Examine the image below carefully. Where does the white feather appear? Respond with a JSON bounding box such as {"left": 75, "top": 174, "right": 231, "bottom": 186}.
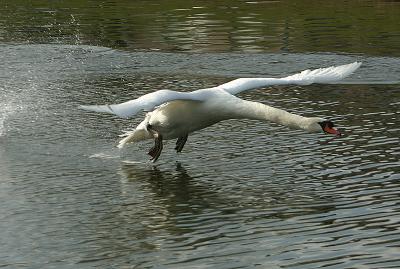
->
{"left": 117, "top": 113, "right": 152, "bottom": 148}
{"left": 80, "top": 89, "right": 209, "bottom": 118}
{"left": 218, "top": 62, "right": 362, "bottom": 95}
{"left": 80, "top": 62, "right": 361, "bottom": 118}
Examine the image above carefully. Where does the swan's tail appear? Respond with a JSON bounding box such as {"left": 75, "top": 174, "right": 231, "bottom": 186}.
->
{"left": 117, "top": 114, "right": 152, "bottom": 148}
{"left": 118, "top": 129, "right": 151, "bottom": 148}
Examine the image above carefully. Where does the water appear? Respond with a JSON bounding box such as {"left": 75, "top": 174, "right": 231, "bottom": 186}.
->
{"left": 1, "top": 1, "right": 400, "bottom": 269}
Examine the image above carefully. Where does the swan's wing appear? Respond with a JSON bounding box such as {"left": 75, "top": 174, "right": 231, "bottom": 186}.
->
{"left": 218, "top": 62, "right": 362, "bottom": 95}
{"left": 80, "top": 89, "right": 208, "bottom": 118}
{"left": 80, "top": 62, "right": 361, "bottom": 118}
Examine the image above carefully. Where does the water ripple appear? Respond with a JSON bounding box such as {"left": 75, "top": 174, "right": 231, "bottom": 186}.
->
{"left": 1, "top": 44, "right": 400, "bottom": 268}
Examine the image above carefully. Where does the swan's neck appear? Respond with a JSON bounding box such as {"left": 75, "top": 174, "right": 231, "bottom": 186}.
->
{"left": 234, "top": 100, "right": 314, "bottom": 131}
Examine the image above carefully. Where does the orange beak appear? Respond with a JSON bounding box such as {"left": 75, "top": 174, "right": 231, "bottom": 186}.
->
{"left": 324, "top": 126, "right": 341, "bottom": 136}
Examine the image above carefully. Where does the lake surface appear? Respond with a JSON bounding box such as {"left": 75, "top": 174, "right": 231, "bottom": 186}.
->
{"left": 1, "top": 1, "right": 400, "bottom": 268}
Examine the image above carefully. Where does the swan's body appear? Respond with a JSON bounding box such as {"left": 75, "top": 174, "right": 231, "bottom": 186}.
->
{"left": 81, "top": 62, "right": 361, "bottom": 161}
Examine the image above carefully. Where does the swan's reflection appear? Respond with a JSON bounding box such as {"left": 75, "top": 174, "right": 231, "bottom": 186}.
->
{"left": 77, "top": 161, "right": 338, "bottom": 264}
{"left": 117, "top": 162, "right": 228, "bottom": 232}
{"left": 117, "top": 162, "right": 336, "bottom": 224}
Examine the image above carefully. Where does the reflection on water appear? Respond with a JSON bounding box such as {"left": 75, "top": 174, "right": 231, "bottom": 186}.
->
{"left": 1, "top": 1, "right": 400, "bottom": 267}
{"left": 1, "top": 0, "right": 400, "bottom": 55}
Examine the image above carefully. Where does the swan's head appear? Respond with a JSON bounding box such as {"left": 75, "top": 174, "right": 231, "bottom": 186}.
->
{"left": 306, "top": 118, "right": 341, "bottom": 136}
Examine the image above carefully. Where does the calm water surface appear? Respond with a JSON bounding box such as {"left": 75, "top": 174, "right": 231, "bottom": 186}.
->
{"left": 1, "top": 1, "right": 400, "bottom": 269}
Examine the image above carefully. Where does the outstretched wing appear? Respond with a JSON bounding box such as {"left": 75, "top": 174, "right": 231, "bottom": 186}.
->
{"left": 80, "top": 89, "right": 208, "bottom": 118}
{"left": 218, "top": 62, "right": 362, "bottom": 95}
{"left": 80, "top": 62, "right": 361, "bottom": 118}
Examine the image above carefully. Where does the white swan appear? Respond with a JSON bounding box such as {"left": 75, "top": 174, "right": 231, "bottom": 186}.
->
{"left": 81, "top": 62, "right": 361, "bottom": 162}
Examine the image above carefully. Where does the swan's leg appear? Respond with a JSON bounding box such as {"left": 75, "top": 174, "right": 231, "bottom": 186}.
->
{"left": 148, "top": 145, "right": 156, "bottom": 157}
{"left": 148, "top": 133, "right": 163, "bottom": 162}
{"left": 175, "top": 134, "right": 188, "bottom": 153}
{"left": 146, "top": 124, "right": 163, "bottom": 162}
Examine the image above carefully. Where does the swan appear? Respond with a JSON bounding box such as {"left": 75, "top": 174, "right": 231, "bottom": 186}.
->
{"left": 81, "top": 62, "right": 361, "bottom": 162}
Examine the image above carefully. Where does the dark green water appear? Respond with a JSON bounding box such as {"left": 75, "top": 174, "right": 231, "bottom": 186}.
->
{"left": 2, "top": 0, "right": 400, "bottom": 55}
{"left": 0, "top": 1, "right": 399, "bottom": 269}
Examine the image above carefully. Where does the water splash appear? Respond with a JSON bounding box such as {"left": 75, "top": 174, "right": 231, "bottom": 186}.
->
{"left": 89, "top": 152, "right": 120, "bottom": 159}
{"left": 0, "top": 108, "right": 7, "bottom": 136}
{"left": 0, "top": 83, "right": 39, "bottom": 137}
{"left": 0, "top": 101, "right": 22, "bottom": 137}
{"left": 0, "top": 92, "right": 17, "bottom": 137}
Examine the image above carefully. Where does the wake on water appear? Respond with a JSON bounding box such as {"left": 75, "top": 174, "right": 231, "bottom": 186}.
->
{"left": 88, "top": 143, "right": 156, "bottom": 165}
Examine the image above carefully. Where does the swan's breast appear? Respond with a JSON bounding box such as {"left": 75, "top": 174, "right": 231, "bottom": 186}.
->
{"left": 148, "top": 100, "right": 227, "bottom": 139}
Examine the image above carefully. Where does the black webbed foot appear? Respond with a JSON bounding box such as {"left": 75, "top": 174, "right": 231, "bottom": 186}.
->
{"left": 148, "top": 134, "right": 163, "bottom": 162}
